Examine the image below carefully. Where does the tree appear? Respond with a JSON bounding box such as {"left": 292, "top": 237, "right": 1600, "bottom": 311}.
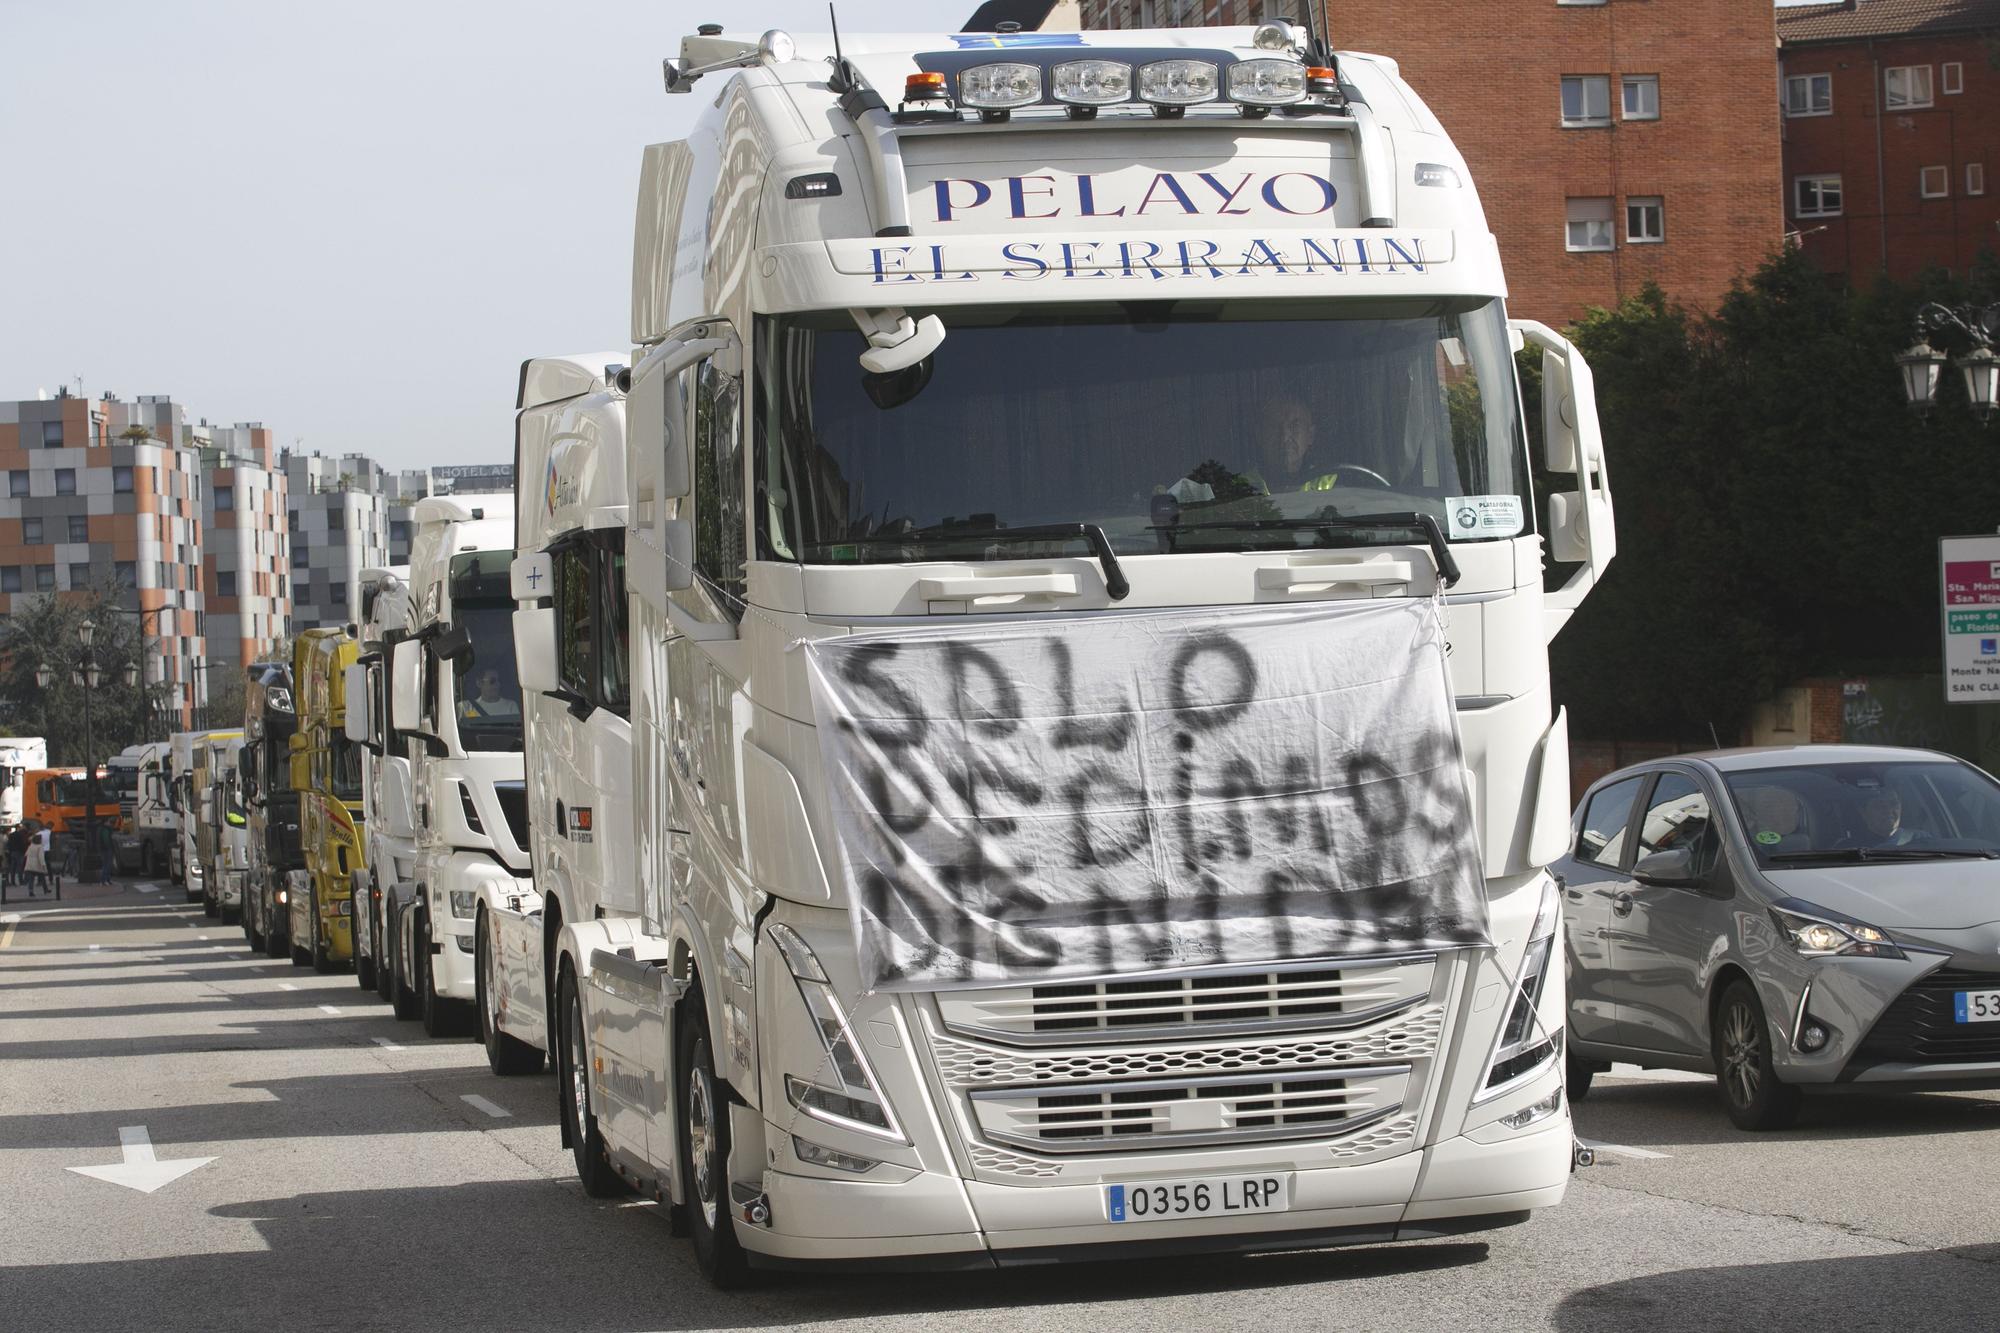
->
{"left": 0, "top": 588, "right": 169, "bottom": 766}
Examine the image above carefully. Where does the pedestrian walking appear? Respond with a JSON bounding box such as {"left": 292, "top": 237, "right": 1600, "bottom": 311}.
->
{"left": 3, "top": 823, "right": 25, "bottom": 888}
{"left": 24, "top": 821, "right": 50, "bottom": 896}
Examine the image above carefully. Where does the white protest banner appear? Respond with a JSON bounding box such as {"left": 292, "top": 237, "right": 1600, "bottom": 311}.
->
{"left": 803, "top": 599, "right": 1488, "bottom": 991}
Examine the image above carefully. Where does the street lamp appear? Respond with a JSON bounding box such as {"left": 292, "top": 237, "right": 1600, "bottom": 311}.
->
{"left": 1900, "top": 302, "right": 2000, "bottom": 421}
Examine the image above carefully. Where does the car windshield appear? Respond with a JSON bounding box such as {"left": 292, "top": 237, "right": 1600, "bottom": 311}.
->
{"left": 1726, "top": 760, "right": 2000, "bottom": 865}
{"left": 757, "top": 298, "right": 1530, "bottom": 565}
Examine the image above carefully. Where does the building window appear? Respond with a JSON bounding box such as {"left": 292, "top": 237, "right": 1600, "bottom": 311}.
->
{"left": 41, "top": 422, "right": 62, "bottom": 448}
{"left": 115, "top": 561, "right": 136, "bottom": 588}
{"left": 1922, "top": 165, "right": 1950, "bottom": 198}
{"left": 214, "top": 487, "right": 235, "bottom": 511}
{"left": 1626, "top": 196, "right": 1665, "bottom": 243}
{"left": 1621, "top": 75, "right": 1659, "bottom": 121}
{"left": 7, "top": 472, "right": 25, "bottom": 499}
{"left": 54, "top": 469, "right": 75, "bottom": 496}
{"left": 1785, "top": 73, "right": 1832, "bottom": 117}
{"left": 0, "top": 568, "right": 19, "bottom": 594}
{"left": 1944, "top": 62, "right": 1964, "bottom": 96}
{"left": 1560, "top": 74, "right": 1612, "bottom": 126}
{"left": 67, "top": 562, "right": 89, "bottom": 589}
{"left": 329, "top": 583, "right": 347, "bottom": 607}
{"left": 34, "top": 565, "right": 53, "bottom": 591}
{"left": 1795, "top": 174, "right": 1843, "bottom": 218}
{"left": 290, "top": 545, "right": 308, "bottom": 568}
{"left": 1886, "top": 65, "right": 1934, "bottom": 109}
{"left": 67, "top": 515, "right": 88, "bottom": 543}
{"left": 113, "top": 466, "right": 133, "bottom": 494}
{"left": 21, "top": 517, "right": 40, "bottom": 544}
{"left": 1970, "top": 163, "right": 1986, "bottom": 196}
{"left": 1565, "top": 197, "right": 1616, "bottom": 251}
{"left": 217, "top": 571, "right": 237, "bottom": 597}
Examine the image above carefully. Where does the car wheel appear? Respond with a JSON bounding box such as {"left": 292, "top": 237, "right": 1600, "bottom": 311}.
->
{"left": 679, "top": 989, "right": 751, "bottom": 1289}
{"left": 559, "top": 965, "right": 627, "bottom": 1198}
{"left": 1712, "top": 979, "right": 1803, "bottom": 1131}
{"left": 1565, "top": 1049, "right": 1595, "bottom": 1103}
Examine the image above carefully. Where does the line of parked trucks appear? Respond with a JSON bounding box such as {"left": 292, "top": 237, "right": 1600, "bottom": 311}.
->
{"left": 149, "top": 15, "right": 1631, "bottom": 1284}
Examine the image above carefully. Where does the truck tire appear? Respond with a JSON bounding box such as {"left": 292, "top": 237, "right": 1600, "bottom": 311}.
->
{"left": 391, "top": 908, "right": 420, "bottom": 1020}
{"left": 373, "top": 901, "right": 395, "bottom": 1003}
{"left": 290, "top": 899, "right": 312, "bottom": 968}
{"left": 418, "top": 915, "right": 470, "bottom": 1038}
{"left": 557, "top": 964, "right": 627, "bottom": 1198}
{"left": 354, "top": 878, "right": 377, "bottom": 992}
{"left": 203, "top": 887, "right": 218, "bottom": 918}
{"left": 244, "top": 893, "right": 264, "bottom": 952}
{"left": 263, "top": 906, "right": 288, "bottom": 960}
{"left": 478, "top": 916, "right": 543, "bottom": 1075}
{"left": 679, "top": 989, "right": 751, "bottom": 1289}
{"left": 355, "top": 934, "right": 376, "bottom": 992}
{"left": 311, "top": 886, "right": 340, "bottom": 974}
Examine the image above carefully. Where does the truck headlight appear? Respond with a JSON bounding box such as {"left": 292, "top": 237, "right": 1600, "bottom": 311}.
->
{"left": 448, "top": 889, "right": 476, "bottom": 919}
{"left": 1479, "top": 879, "right": 1562, "bottom": 1095}
{"left": 768, "top": 924, "right": 906, "bottom": 1144}
{"left": 1770, "top": 902, "right": 1904, "bottom": 959}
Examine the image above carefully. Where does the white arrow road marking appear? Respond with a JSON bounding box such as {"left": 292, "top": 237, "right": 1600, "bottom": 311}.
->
{"left": 66, "top": 1126, "right": 215, "bottom": 1194}
{"left": 372, "top": 1036, "right": 402, "bottom": 1051}
{"left": 461, "top": 1094, "right": 511, "bottom": 1119}
{"left": 0, "top": 913, "right": 18, "bottom": 950}
{"left": 1577, "top": 1137, "right": 1671, "bottom": 1160}
{"left": 318, "top": 1005, "right": 340, "bottom": 1015}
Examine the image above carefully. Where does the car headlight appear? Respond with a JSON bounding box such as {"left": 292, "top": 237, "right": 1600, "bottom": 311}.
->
{"left": 1479, "top": 878, "right": 1562, "bottom": 1096}
{"left": 768, "top": 924, "right": 906, "bottom": 1143}
{"left": 1770, "top": 903, "right": 1904, "bottom": 959}
{"left": 448, "top": 889, "right": 477, "bottom": 919}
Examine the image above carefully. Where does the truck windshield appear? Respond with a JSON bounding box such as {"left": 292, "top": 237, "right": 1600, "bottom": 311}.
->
{"left": 757, "top": 298, "right": 1530, "bottom": 563}
{"left": 451, "top": 604, "right": 523, "bottom": 753}
{"left": 45, "top": 775, "right": 103, "bottom": 806}
{"left": 331, "top": 734, "right": 364, "bottom": 804}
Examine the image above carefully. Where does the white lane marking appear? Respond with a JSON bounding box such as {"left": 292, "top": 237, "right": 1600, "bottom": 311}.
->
{"left": 1607, "top": 1063, "right": 1708, "bottom": 1084}
{"left": 1577, "top": 1137, "right": 1671, "bottom": 1160}
{"left": 87, "top": 944, "right": 99, "bottom": 952}
{"left": 461, "top": 1094, "right": 511, "bottom": 1120}
{"left": 278, "top": 983, "right": 297, "bottom": 991}
{"left": 0, "top": 913, "right": 18, "bottom": 950}
{"left": 136, "top": 884, "right": 159, "bottom": 894}
{"left": 65, "top": 1126, "right": 215, "bottom": 1195}
{"left": 372, "top": 1036, "right": 403, "bottom": 1050}
{"left": 318, "top": 1004, "right": 341, "bottom": 1015}
{"left": 197, "top": 935, "right": 209, "bottom": 940}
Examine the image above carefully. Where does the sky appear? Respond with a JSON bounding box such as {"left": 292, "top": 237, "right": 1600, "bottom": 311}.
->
{"left": 2, "top": 1, "right": 1817, "bottom": 469}
{"left": 0, "top": 0, "right": 917, "bottom": 469}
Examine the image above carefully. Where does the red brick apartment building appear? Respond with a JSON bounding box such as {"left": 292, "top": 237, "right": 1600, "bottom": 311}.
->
{"left": 1059, "top": 1, "right": 1788, "bottom": 322}
{"left": 1779, "top": 0, "right": 2000, "bottom": 280}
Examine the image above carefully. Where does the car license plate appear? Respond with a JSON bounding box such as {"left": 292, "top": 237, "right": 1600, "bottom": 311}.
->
{"left": 1954, "top": 989, "right": 2000, "bottom": 1023}
{"left": 1104, "top": 1173, "right": 1292, "bottom": 1223}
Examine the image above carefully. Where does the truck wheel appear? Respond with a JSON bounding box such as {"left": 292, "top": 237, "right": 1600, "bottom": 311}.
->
{"left": 311, "top": 887, "right": 340, "bottom": 974}
{"left": 418, "top": 916, "right": 469, "bottom": 1038}
{"left": 244, "top": 894, "right": 264, "bottom": 952}
{"left": 355, "top": 931, "right": 376, "bottom": 992}
{"left": 558, "top": 965, "right": 627, "bottom": 1198}
{"left": 478, "top": 917, "right": 543, "bottom": 1075}
{"left": 290, "top": 900, "right": 312, "bottom": 968}
{"left": 203, "top": 888, "right": 218, "bottom": 918}
{"left": 391, "top": 909, "right": 420, "bottom": 1020}
{"left": 679, "top": 990, "right": 751, "bottom": 1289}
{"left": 373, "top": 903, "right": 395, "bottom": 1003}
{"left": 263, "top": 905, "right": 288, "bottom": 959}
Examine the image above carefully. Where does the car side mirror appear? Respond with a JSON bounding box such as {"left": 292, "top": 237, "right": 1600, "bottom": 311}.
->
{"left": 1633, "top": 846, "right": 1696, "bottom": 887}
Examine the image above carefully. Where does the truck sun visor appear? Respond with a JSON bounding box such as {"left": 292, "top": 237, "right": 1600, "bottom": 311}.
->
{"left": 803, "top": 599, "right": 1489, "bottom": 991}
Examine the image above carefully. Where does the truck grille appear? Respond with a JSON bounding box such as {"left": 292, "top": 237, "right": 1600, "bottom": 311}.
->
{"left": 968, "top": 1066, "right": 1407, "bottom": 1153}
{"left": 935, "top": 956, "right": 1434, "bottom": 1046}
{"left": 1854, "top": 969, "right": 2000, "bottom": 1066}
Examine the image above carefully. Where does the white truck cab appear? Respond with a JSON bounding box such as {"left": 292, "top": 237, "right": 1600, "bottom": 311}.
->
{"left": 539, "top": 20, "right": 1613, "bottom": 1284}
{"left": 384, "top": 498, "right": 534, "bottom": 1038}
{"left": 484, "top": 354, "right": 634, "bottom": 1076}
{"left": 346, "top": 566, "right": 417, "bottom": 1000}
{"left": 0, "top": 737, "right": 49, "bottom": 833}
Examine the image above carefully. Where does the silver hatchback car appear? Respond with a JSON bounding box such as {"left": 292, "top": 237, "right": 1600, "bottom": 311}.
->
{"left": 1556, "top": 745, "right": 2000, "bottom": 1129}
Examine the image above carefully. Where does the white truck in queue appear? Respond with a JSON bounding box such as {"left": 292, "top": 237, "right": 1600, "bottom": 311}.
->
{"left": 196, "top": 730, "right": 249, "bottom": 919}
{"left": 346, "top": 566, "right": 417, "bottom": 1000}
{"left": 109, "top": 740, "right": 175, "bottom": 879}
{"left": 527, "top": 19, "right": 1615, "bottom": 1284}
{"left": 0, "top": 737, "right": 49, "bottom": 831}
{"left": 479, "top": 356, "right": 634, "bottom": 1077}
{"left": 380, "top": 497, "right": 536, "bottom": 1038}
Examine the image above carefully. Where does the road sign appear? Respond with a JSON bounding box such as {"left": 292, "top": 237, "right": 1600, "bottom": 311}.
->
{"left": 1940, "top": 535, "right": 2000, "bottom": 703}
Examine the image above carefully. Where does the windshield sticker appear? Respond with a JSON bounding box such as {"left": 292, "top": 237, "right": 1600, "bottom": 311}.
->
{"left": 1444, "top": 495, "right": 1523, "bottom": 540}
{"left": 867, "top": 235, "right": 1431, "bottom": 285}
{"left": 1756, "top": 830, "right": 1782, "bottom": 845}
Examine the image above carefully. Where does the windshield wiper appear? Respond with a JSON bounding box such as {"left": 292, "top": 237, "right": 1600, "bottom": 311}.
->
{"left": 1768, "top": 846, "right": 2000, "bottom": 863}
{"left": 1151, "top": 510, "right": 1461, "bottom": 588}
{"left": 859, "top": 522, "right": 1130, "bottom": 601}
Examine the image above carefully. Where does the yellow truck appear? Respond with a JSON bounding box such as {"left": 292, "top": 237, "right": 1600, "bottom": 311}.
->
{"left": 291, "top": 627, "right": 365, "bottom": 971}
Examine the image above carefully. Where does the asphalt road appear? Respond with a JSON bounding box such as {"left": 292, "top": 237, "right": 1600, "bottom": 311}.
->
{"left": 4, "top": 883, "right": 1997, "bottom": 1333}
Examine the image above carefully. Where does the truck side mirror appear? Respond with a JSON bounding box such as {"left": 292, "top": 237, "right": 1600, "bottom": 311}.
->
{"left": 431, "top": 623, "right": 472, "bottom": 666}
{"left": 515, "top": 606, "right": 559, "bottom": 694}
{"left": 342, "top": 664, "right": 372, "bottom": 747}
{"left": 390, "top": 640, "right": 422, "bottom": 733}
{"left": 1511, "top": 319, "right": 1617, "bottom": 639}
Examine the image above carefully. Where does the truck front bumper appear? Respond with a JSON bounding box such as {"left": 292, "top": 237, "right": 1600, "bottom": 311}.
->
{"left": 743, "top": 1116, "right": 1569, "bottom": 1268}
{"left": 218, "top": 870, "right": 245, "bottom": 909}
